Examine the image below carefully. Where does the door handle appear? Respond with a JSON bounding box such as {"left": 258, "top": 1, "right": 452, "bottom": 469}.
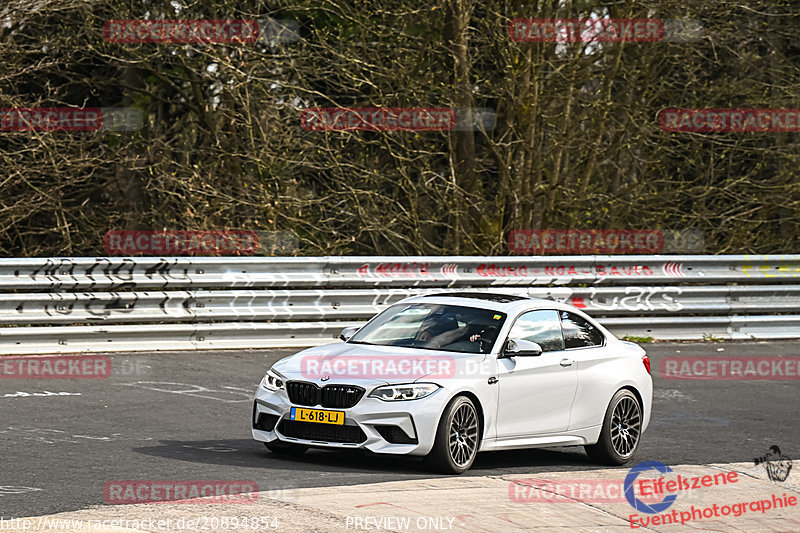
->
{"left": 560, "top": 359, "right": 574, "bottom": 367}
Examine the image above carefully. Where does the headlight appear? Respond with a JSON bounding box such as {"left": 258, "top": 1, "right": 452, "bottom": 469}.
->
{"left": 261, "top": 369, "right": 285, "bottom": 391}
{"left": 368, "top": 383, "right": 440, "bottom": 401}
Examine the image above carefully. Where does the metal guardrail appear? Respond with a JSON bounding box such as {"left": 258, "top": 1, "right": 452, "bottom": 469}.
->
{"left": 1, "top": 255, "right": 799, "bottom": 354}
{"left": 3, "top": 255, "right": 800, "bottom": 289}
{"left": 3, "top": 285, "right": 800, "bottom": 324}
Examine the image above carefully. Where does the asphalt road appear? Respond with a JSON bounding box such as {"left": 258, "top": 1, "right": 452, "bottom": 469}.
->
{"left": 1, "top": 340, "right": 798, "bottom": 518}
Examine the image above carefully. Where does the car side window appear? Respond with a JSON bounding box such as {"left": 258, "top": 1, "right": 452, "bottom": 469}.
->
{"left": 560, "top": 311, "right": 604, "bottom": 349}
{"left": 508, "top": 310, "right": 564, "bottom": 352}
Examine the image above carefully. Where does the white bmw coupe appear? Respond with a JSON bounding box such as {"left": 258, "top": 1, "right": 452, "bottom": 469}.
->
{"left": 252, "top": 292, "right": 652, "bottom": 474}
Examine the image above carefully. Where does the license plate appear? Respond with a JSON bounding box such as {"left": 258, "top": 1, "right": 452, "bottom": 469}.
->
{"left": 290, "top": 407, "right": 345, "bottom": 425}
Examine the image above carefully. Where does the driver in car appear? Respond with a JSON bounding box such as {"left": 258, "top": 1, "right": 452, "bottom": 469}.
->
{"left": 416, "top": 311, "right": 469, "bottom": 347}
{"left": 469, "top": 325, "right": 499, "bottom": 352}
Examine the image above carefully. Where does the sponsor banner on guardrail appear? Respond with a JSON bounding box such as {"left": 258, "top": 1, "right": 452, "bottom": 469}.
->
{"left": 0, "top": 255, "right": 798, "bottom": 294}
{"left": 349, "top": 259, "right": 664, "bottom": 284}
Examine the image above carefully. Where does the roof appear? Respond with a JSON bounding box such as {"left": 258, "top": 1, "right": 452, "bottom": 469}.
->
{"left": 426, "top": 292, "right": 529, "bottom": 303}
{"left": 398, "top": 291, "right": 556, "bottom": 313}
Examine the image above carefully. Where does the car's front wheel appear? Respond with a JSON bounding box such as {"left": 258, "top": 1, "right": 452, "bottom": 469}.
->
{"left": 425, "top": 396, "right": 480, "bottom": 474}
{"left": 585, "top": 389, "right": 642, "bottom": 465}
{"left": 264, "top": 441, "right": 308, "bottom": 455}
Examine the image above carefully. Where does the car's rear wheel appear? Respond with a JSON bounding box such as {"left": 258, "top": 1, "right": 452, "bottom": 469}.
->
{"left": 265, "top": 441, "right": 308, "bottom": 455}
{"left": 585, "top": 389, "right": 642, "bottom": 465}
{"left": 425, "top": 396, "right": 480, "bottom": 474}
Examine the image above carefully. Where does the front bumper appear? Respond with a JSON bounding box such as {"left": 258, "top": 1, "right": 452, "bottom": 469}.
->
{"left": 251, "top": 383, "right": 448, "bottom": 456}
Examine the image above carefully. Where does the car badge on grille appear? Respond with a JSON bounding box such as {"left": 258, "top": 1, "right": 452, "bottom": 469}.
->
{"left": 320, "top": 375, "right": 330, "bottom": 381}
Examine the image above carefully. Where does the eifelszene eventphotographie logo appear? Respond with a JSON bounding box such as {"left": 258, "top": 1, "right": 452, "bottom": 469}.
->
{"left": 624, "top": 461, "right": 678, "bottom": 514}
{"left": 754, "top": 445, "right": 792, "bottom": 483}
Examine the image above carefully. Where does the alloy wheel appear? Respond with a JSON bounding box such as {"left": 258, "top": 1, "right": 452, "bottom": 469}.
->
{"left": 448, "top": 402, "right": 478, "bottom": 467}
{"left": 610, "top": 396, "right": 641, "bottom": 458}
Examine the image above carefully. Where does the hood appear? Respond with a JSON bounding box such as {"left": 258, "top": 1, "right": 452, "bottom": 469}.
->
{"left": 270, "top": 342, "right": 488, "bottom": 387}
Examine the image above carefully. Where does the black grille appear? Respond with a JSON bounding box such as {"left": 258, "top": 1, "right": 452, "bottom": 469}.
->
{"left": 286, "top": 382, "right": 318, "bottom": 406}
{"left": 286, "top": 381, "right": 365, "bottom": 409}
{"left": 278, "top": 420, "right": 367, "bottom": 444}
{"left": 321, "top": 385, "right": 364, "bottom": 408}
{"left": 375, "top": 425, "right": 418, "bottom": 444}
{"left": 255, "top": 413, "right": 279, "bottom": 432}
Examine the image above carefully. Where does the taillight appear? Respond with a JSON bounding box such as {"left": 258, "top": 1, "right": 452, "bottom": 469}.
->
{"left": 642, "top": 354, "right": 651, "bottom": 374}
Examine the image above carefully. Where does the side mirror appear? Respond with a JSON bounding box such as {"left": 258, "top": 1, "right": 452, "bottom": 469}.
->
{"left": 503, "top": 338, "right": 543, "bottom": 357}
{"left": 339, "top": 326, "right": 359, "bottom": 342}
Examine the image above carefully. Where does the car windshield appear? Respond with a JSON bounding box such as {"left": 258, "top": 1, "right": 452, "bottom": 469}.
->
{"left": 349, "top": 303, "right": 506, "bottom": 353}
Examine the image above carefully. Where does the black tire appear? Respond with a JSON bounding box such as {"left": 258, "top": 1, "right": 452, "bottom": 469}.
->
{"left": 585, "top": 389, "right": 642, "bottom": 465}
{"left": 424, "top": 396, "right": 480, "bottom": 474}
{"left": 265, "top": 441, "right": 308, "bottom": 455}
